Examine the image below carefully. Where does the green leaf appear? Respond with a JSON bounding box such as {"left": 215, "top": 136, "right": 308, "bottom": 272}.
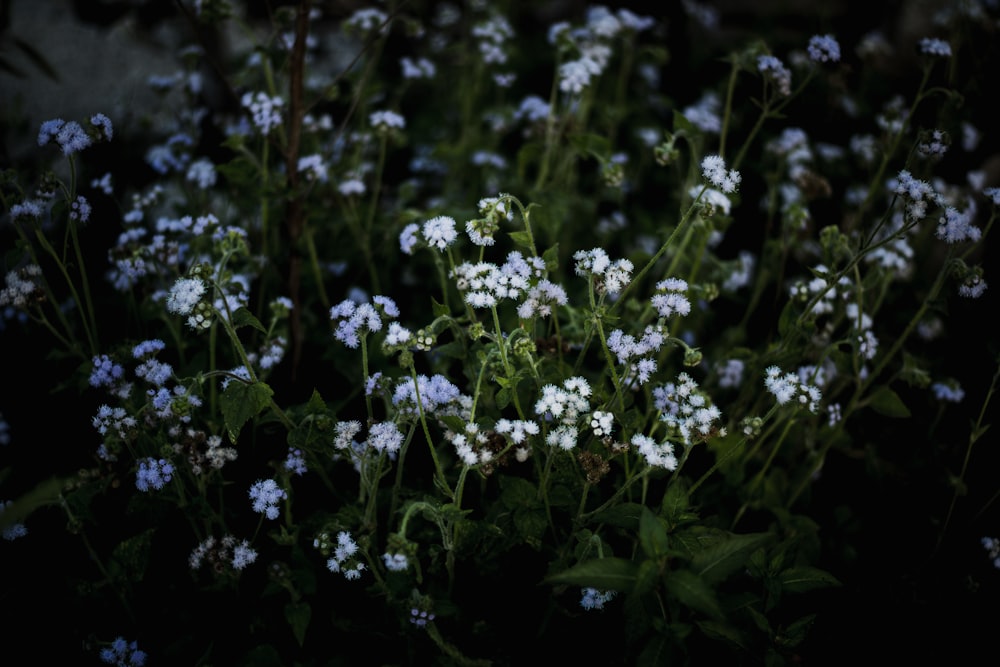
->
{"left": 663, "top": 569, "right": 725, "bottom": 620}
{"left": 431, "top": 297, "right": 450, "bottom": 318}
{"left": 586, "top": 502, "right": 644, "bottom": 530}
{"left": 777, "top": 614, "right": 817, "bottom": 648}
{"left": 499, "top": 476, "right": 537, "bottom": 508}
{"left": 746, "top": 604, "right": 772, "bottom": 634}
{"left": 778, "top": 566, "right": 842, "bottom": 593}
{"left": 639, "top": 506, "right": 670, "bottom": 559}
{"left": 691, "top": 531, "right": 773, "bottom": 584}
{"left": 437, "top": 415, "right": 468, "bottom": 434}
{"left": 221, "top": 381, "right": 274, "bottom": 443}
{"left": 110, "top": 528, "right": 154, "bottom": 584}
{"left": 545, "top": 557, "right": 639, "bottom": 592}
{"left": 633, "top": 559, "right": 660, "bottom": 596}
{"left": 495, "top": 387, "right": 510, "bottom": 410}
{"left": 0, "top": 476, "right": 65, "bottom": 528}
{"left": 672, "top": 109, "right": 698, "bottom": 136}
{"left": 671, "top": 526, "right": 718, "bottom": 559}
{"left": 304, "top": 389, "right": 326, "bottom": 413}
{"left": 541, "top": 243, "right": 560, "bottom": 271}
{"left": 284, "top": 601, "right": 311, "bottom": 647}
{"left": 637, "top": 636, "right": 670, "bottom": 667}
{"left": 232, "top": 307, "right": 267, "bottom": 333}
{"left": 570, "top": 132, "right": 611, "bottom": 159}
{"left": 868, "top": 386, "right": 911, "bottom": 418}
{"left": 513, "top": 507, "right": 548, "bottom": 545}
{"left": 697, "top": 620, "right": 749, "bottom": 649}
{"left": 777, "top": 299, "right": 801, "bottom": 339}
{"left": 516, "top": 141, "right": 544, "bottom": 182}
{"left": 661, "top": 480, "right": 690, "bottom": 525}
{"left": 900, "top": 351, "right": 932, "bottom": 389}
{"left": 215, "top": 156, "right": 257, "bottom": 187}
{"left": 508, "top": 230, "right": 534, "bottom": 251}
{"left": 434, "top": 341, "right": 467, "bottom": 359}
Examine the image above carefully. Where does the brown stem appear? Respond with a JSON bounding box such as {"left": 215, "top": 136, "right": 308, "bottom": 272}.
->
{"left": 283, "top": 0, "right": 311, "bottom": 384}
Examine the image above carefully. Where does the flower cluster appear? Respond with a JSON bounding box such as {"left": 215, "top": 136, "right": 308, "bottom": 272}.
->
{"left": 982, "top": 537, "right": 1000, "bottom": 569}
{"left": 1, "top": 500, "right": 27, "bottom": 541}
{"left": 249, "top": 478, "right": 286, "bottom": 520}
{"left": 330, "top": 295, "right": 399, "bottom": 348}
{"left": 319, "top": 530, "right": 366, "bottom": 580}
{"left": 701, "top": 154, "right": 742, "bottom": 194}
{"left": 98, "top": 637, "right": 147, "bottom": 667}
{"left": 607, "top": 324, "right": 666, "bottom": 386}
{"left": 189, "top": 534, "right": 258, "bottom": 572}
{"left": 580, "top": 587, "right": 617, "bottom": 610}
{"left": 573, "top": 248, "right": 634, "bottom": 295}
{"left": 135, "top": 457, "right": 175, "bottom": 492}
{"left": 241, "top": 91, "right": 283, "bottom": 135}
{"left": 764, "top": 366, "right": 822, "bottom": 413}
{"left": 452, "top": 251, "right": 546, "bottom": 309}
{"left": 654, "top": 372, "right": 724, "bottom": 445}
{"left": 535, "top": 377, "right": 592, "bottom": 451}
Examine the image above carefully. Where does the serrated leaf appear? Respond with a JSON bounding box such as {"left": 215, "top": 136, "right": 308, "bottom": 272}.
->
{"left": 664, "top": 569, "right": 725, "bottom": 620}
{"left": 304, "top": 389, "right": 327, "bottom": 413}
{"left": 232, "top": 307, "right": 267, "bottom": 333}
{"left": 221, "top": 381, "right": 274, "bottom": 443}
{"left": 513, "top": 507, "right": 548, "bottom": 543}
{"left": 868, "top": 386, "right": 911, "bottom": 418}
{"left": 284, "top": 602, "right": 311, "bottom": 647}
{"left": 778, "top": 566, "right": 841, "bottom": 593}
{"left": 545, "top": 557, "right": 639, "bottom": 592}
{"left": 499, "top": 476, "right": 536, "bottom": 508}
{"left": 691, "top": 532, "right": 773, "bottom": 584}
{"left": 110, "top": 528, "right": 154, "bottom": 584}
{"left": 431, "top": 297, "right": 450, "bottom": 318}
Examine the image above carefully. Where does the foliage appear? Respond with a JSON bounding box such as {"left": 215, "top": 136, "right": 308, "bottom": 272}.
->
{"left": 1, "top": 1, "right": 998, "bottom": 665}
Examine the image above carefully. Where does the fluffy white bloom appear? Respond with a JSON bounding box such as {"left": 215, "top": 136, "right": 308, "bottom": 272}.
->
{"left": 701, "top": 155, "right": 741, "bottom": 194}
{"left": 166, "top": 277, "right": 206, "bottom": 316}
{"left": 422, "top": 216, "right": 458, "bottom": 251}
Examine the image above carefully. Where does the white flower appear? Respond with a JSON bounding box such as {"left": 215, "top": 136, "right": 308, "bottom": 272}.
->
{"left": 422, "top": 216, "right": 458, "bottom": 251}
{"left": 166, "top": 277, "right": 206, "bottom": 316}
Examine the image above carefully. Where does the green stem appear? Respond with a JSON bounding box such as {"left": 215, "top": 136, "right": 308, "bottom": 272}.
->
{"left": 409, "top": 365, "right": 453, "bottom": 498}
{"left": 609, "top": 188, "right": 706, "bottom": 316}
{"left": 731, "top": 418, "right": 795, "bottom": 529}
{"left": 937, "top": 357, "right": 1000, "bottom": 551}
